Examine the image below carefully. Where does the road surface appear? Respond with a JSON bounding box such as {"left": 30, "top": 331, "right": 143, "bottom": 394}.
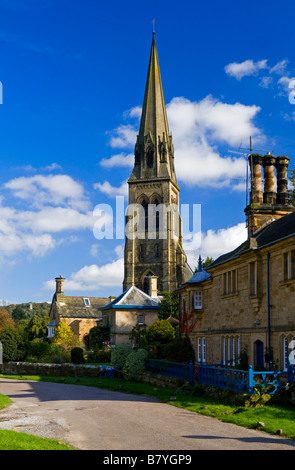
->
{"left": 0, "top": 377, "right": 294, "bottom": 450}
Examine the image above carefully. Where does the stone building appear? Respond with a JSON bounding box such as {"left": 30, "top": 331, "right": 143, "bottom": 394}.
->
{"left": 178, "top": 156, "right": 295, "bottom": 371}
{"left": 47, "top": 276, "right": 110, "bottom": 343}
{"left": 123, "top": 32, "right": 192, "bottom": 296}
{"left": 100, "top": 285, "right": 160, "bottom": 345}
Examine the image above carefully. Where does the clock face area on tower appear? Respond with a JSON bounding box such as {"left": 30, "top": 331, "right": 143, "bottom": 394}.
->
{"left": 123, "top": 34, "right": 192, "bottom": 297}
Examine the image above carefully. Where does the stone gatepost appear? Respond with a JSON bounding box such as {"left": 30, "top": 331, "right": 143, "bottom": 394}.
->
{"left": 0, "top": 341, "right": 3, "bottom": 365}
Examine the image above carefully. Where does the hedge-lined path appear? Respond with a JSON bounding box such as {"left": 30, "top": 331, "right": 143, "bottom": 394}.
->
{"left": 0, "top": 377, "right": 295, "bottom": 450}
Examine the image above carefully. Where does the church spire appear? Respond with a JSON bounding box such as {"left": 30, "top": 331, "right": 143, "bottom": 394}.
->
{"left": 138, "top": 32, "right": 170, "bottom": 145}
{"left": 131, "top": 33, "right": 177, "bottom": 184}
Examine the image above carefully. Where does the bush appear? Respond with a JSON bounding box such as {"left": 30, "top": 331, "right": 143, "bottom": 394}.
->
{"left": 111, "top": 344, "right": 133, "bottom": 372}
{"left": 146, "top": 320, "right": 175, "bottom": 358}
{"left": 87, "top": 349, "right": 112, "bottom": 364}
{"left": 0, "top": 326, "right": 25, "bottom": 361}
{"left": 71, "top": 347, "right": 85, "bottom": 364}
{"left": 163, "top": 336, "right": 195, "bottom": 364}
{"left": 123, "top": 349, "right": 148, "bottom": 381}
{"left": 89, "top": 325, "right": 110, "bottom": 350}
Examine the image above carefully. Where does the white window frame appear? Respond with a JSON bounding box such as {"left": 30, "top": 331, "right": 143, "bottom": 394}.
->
{"left": 138, "top": 314, "right": 144, "bottom": 325}
{"left": 194, "top": 291, "right": 202, "bottom": 309}
{"left": 83, "top": 297, "right": 91, "bottom": 307}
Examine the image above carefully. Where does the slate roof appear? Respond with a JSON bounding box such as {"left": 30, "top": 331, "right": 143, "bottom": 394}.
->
{"left": 207, "top": 211, "right": 295, "bottom": 270}
{"left": 185, "top": 255, "right": 211, "bottom": 284}
{"left": 100, "top": 285, "right": 160, "bottom": 310}
{"left": 52, "top": 294, "right": 110, "bottom": 318}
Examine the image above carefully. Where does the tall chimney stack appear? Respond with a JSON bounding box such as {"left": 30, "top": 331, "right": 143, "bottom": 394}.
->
{"left": 276, "top": 155, "right": 290, "bottom": 205}
{"left": 250, "top": 154, "right": 263, "bottom": 204}
{"left": 263, "top": 152, "right": 277, "bottom": 204}
{"left": 55, "top": 275, "right": 65, "bottom": 294}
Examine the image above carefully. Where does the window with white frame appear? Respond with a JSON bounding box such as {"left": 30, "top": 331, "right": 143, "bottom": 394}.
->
{"left": 284, "top": 250, "right": 295, "bottom": 281}
{"left": 138, "top": 314, "right": 144, "bottom": 325}
{"left": 222, "top": 336, "right": 240, "bottom": 366}
{"left": 83, "top": 297, "right": 91, "bottom": 307}
{"left": 197, "top": 337, "right": 206, "bottom": 363}
{"left": 194, "top": 291, "right": 202, "bottom": 309}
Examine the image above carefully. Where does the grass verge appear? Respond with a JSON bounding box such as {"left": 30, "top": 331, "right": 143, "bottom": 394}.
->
{"left": 1, "top": 374, "right": 295, "bottom": 443}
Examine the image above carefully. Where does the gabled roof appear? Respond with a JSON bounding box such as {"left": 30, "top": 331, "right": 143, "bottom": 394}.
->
{"left": 208, "top": 211, "right": 295, "bottom": 269}
{"left": 101, "top": 285, "right": 160, "bottom": 310}
{"left": 52, "top": 294, "right": 110, "bottom": 318}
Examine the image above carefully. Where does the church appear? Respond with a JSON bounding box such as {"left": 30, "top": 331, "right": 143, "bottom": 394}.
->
{"left": 48, "top": 33, "right": 192, "bottom": 344}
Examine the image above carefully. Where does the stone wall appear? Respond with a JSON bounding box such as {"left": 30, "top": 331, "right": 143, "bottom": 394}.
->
{"left": 0, "top": 362, "right": 102, "bottom": 377}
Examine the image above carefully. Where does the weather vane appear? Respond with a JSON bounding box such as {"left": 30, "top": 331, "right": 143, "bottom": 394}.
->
{"left": 152, "top": 19, "right": 155, "bottom": 33}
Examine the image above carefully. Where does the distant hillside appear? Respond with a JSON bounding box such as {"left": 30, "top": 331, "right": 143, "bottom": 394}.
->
{"left": 5, "top": 302, "right": 51, "bottom": 320}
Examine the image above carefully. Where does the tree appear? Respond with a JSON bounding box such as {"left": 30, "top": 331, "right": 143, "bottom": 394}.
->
{"left": 26, "top": 316, "right": 49, "bottom": 341}
{"left": 146, "top": 320, "right": 175, "bottom": 358}
{"left": 52, "top": 321, "right": 80, "bottom": 358}
{"left": 158, "top": 291, "right": 179, "bottom": 320}
{"left": 0, "top": 308, "right": 15, "bottom": 332}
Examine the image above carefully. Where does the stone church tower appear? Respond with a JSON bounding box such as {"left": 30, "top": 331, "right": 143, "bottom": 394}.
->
{"left": 123, "top": 33, "right": 192, "bottom": 296}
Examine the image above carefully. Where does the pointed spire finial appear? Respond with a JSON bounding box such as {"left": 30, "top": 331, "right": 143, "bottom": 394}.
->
{"left": 152, "top": 19, "right": 155, "bottom": 34}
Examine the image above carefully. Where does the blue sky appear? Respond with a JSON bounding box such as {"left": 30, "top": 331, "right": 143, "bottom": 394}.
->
{"left": 0, "top": 0, "right": 294, "bottom": 304}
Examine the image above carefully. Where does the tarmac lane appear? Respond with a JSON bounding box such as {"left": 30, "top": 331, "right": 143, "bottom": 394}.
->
{"left": 0, "top": 377, "right": 295, "bottom": 451}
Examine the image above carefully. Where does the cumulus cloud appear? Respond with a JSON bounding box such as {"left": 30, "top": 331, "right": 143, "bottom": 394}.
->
{"left": 100, "top": 153, "right": 134, "bottom": 168}
{"left": 225, "top": 59, "right": 268, "bottom": 80}
{"left": 167, "top": 95, "right": 262, "bottom": 188}
{"left": 4, "top": 174, "right": 89, "bottom": 211}
{"left": 94, "top": 180, "right": 128, "bottom": 198}
{"left": 108, "top": 124, "right": 137, "bottom": 149}
{"left": 99, "top": 96, "right": 262, "bottom": 192}
{"left": 0, "top": 173, "right": 99, "bottom": 262}
{"left": 44, "top": 257, "right": 124, "bottom": 292}
{"left": 183, "top": 222, "right": 248, "bottom": 268}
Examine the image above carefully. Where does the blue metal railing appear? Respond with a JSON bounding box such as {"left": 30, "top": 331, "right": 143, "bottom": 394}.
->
{"left": 145, "top": 358, "right": 195, "bottom": 385}
{"left": 198, "top": 363, "right": 281, "bottom": 395}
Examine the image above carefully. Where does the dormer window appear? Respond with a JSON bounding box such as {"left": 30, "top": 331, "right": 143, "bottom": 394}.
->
{"left": 83, "top": 298, "right": 91, "bottom": 307}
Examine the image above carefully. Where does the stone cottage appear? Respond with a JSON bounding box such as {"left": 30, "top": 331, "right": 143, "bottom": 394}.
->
{"left": 47, "top": 276, "right": 110, "bottom": 344}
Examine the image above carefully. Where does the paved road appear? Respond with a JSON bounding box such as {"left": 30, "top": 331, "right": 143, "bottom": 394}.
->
{"left": 0, "top": 377, "right": 295, "bottom": 450}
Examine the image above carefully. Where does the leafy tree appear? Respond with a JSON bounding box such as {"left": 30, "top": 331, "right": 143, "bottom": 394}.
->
{"left": 52, "top": 321, "right": 80, "bottom": 358}
{"left": 0, "top": 308, "right": 15, "bottom": 332}
{"left": 129, "top": 324, "right": 147, "bottom": 349}
{"left": 158, "top": 291, "right": 179, "bottom": 320}
{"left": 26, "top": 316, "right": 49, "bottom": 341}
{"left": 145, "top": 320, "right": 175, "bottom": 358}
{"left": 89, "top": 324, "right": 110, "bottom": 350}
{"left": 0, "top": 326, "right": 25, "bottom": 361}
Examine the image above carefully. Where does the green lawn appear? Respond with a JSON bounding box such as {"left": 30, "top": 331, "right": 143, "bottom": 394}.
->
{"left": 1, "top": 374, "right": 295, "bottom": 447}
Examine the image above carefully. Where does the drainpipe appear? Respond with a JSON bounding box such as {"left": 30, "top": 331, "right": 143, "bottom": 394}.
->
{"left": 267, "top": 252, "right": 272, "bottom": 371}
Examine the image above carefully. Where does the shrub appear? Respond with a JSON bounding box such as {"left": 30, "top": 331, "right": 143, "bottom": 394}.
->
{"left": 123, "top": 349, "right": 148, "bottom": 381}
{"left": 163, "top": 336, "right": 195, "bottom": 364}
{"left": 71, "top": 347, "right": 85, "bottom": 364}
{"left": 0, "top": 326, "right": 25, "bottom": 361}
{"left": 111, "top": 344, "right": 133, "bottom": 372}
{"left": 146, "top": 320, "right": 175, "bottom": 358}
{"left": 89, "top": 325, "right": 110, "bottom": 350}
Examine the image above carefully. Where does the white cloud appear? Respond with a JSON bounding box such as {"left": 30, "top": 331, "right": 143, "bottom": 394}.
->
{"left": 102, "top": 95, "right": 262, "bottom": 190}
{"left": 183, "top": 222, "right": 248, "bottom": 268}
{"left": 0, "top": 173, "right": 100, "bottom": 262}
{"left": 94, "top": 180, "right": 128, "bottom": 198}
{"left": 44, "top": 257, "right": 124, "bottom": 292}
{"left": 225, "top": 59, "right": 268, "bottom": 80}
{"left": 4, "top": 174, "right": 89, "bottom": 211}
{"left": 108, "top": 124, "right": 137, "bottom": 149}
{"left": 270, "top": 59, "right": 289, "bottom": 76}
{"left": 100, "top": 153, "right": 134, "bottom": 168}
{"left": 167, "top": 95, "right": 262, "bottom": 188}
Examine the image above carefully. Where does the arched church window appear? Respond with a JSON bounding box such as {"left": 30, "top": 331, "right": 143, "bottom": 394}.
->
{"left": 141, "top": 199, "right": 149, "bottom": 232}
{"left": 146, "top": 147, "right": 154, "bottom": 168}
